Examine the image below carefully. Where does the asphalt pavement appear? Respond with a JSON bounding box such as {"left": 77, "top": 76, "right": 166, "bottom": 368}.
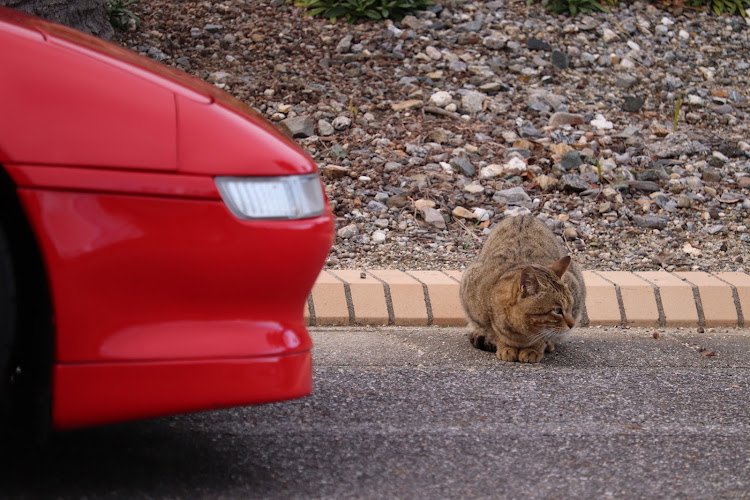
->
{"left": 1, "top": 326, "right": 749, "bottom": 499}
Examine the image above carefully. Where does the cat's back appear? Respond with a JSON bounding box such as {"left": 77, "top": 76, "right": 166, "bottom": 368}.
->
{"left": 478, "top": 215, "right": 565, "bottom": 266}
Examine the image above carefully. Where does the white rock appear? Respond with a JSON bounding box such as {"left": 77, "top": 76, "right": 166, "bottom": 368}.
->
{"left": 678, "top": 30, "right": 690, "bottom": 40}
{"left": 602, "top": 28, "right": 619, "bottom": 43}
{"left": 712, "top": 151, "right": 729, "bottom": 162}
{"left": 505, "top": 157, "right": 528, "bottom": 175}
{"left": 502, "top": 130, "right": 519, "bottom": 143}
{"left": 372, "top": 230, "right": 387, "bottom": 244}
{"left": 699, "top": 67, "right": 714, "bottom": 80}
{"left": 429, "top": 91, "right": 453, "bottom": 108}
{"left": 480, "top": 164, "right": 505, "bottom": 179}
{"left": 683, "top": 242, "right": 701, "bottom": 256}
{"left": 590, "top": 114, "right": 614, "bottom": 130}
{"left": 208, "top": 71, "right": 231, "bottom": 83}
{"left": 425, "top": 46, "right": 442, "bottom": 60}
{"left": 618, "top": 58, "right": 636, "bottom": 69}
{"left": 461, "top": 91, "right": 487, "bottom": 114}
{"left": 626, "top": 41, "right": 641, "bottom": 51}
{"left": 464, "top": 182, "right": 485, "bottom": 194}
{"left": 414, "top": 199, "right": 436, "bottom": 210}
{"left": 473, "top": 208, "right": 490, "bottom": 221}
{"left": 332, "top": 116, "right": 352, "bottom": 130}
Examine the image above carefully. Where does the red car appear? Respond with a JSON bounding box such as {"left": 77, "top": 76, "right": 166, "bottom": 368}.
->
{"left": 0, "top": 7, "right": 333, "bottom": 432}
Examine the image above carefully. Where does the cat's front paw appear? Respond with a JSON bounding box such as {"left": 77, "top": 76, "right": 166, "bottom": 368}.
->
{"left": 497, "top": 347, "right": 518, "bottom": 362}
{"left": 518, "top": 348, "right": 543, "bottom": 363}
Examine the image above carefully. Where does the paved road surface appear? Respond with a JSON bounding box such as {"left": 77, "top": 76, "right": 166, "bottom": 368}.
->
{"left": 2, "top": 326, "right": 749, "bottom": 499}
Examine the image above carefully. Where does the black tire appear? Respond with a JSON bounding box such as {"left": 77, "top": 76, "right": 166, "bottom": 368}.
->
{"left": 0, "top": 222, "right": 16, "bottom": 430}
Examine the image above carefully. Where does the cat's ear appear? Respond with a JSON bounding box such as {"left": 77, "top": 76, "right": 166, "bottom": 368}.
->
{"left": 549, "top": 256, "right": 571, "bottom": 279}
{"left": 520, "top": 267, "right": 540, "bottom": 298}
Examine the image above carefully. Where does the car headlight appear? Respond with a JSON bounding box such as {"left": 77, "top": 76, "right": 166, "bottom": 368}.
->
{"left": 215, "top": 174, "right": 326, "bottom": 220}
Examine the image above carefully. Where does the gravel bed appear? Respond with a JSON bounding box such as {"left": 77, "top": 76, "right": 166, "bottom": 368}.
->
{"left": 113, "top": 0, "right": 750, "bottom": 272}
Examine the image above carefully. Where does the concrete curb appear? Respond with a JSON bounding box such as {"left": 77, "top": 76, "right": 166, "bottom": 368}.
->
{"left": 305, "top": 270, "right": 750, "bottom": 328}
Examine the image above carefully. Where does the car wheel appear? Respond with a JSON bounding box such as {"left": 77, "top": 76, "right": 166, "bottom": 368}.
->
{"left": 0, "top": 222, "right": 16, "bottom": 430}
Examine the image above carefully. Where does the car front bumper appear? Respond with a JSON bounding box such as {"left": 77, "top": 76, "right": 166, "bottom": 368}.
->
{"left": 9, "top": 165, "right": 334, "bottom": 429}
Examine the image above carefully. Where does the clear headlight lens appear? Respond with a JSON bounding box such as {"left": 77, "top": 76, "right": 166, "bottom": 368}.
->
{"left": 216, "top": 174, "right": 326, "bottom": 220}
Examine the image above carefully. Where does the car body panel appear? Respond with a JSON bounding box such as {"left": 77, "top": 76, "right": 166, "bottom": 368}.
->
{"left": 0, "top": 7, "right": 334, "bottom": 430}
{"left": 16, "top": 187, "right": 331, "bottom": 363}
{"left": 176, "top": 96, "right": 317, "bottom": 176}
{"left": 0, "top": 16, "right": 178, "bottom": 170}
{"left": 54, "top": 352, "right": 313, "bottom": 430}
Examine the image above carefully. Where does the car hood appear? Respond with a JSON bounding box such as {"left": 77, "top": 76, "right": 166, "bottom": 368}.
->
{"left": 0, "top": 7, "right": 316, "bottom": 177}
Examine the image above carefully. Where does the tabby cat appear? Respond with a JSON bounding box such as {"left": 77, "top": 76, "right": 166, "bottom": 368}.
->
{"left": 460, "top": 215, "right": 586, "bottom": 363}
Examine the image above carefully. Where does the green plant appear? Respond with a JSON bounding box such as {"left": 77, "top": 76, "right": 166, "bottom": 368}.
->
{"left": 106, "top": 0, "right": 140, "bottom": 31}
{"left": 295, "top": 0, "right": 433, "bottom": 23}
{"left": 527, "top": 0, "right": 616, "bottom": 16}
{"left": 686, "top": 0, "right": 749, "bottom": 17}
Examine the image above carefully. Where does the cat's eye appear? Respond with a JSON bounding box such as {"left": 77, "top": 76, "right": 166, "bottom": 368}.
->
{"left": 553, "top": 307, "right": 563, "bottom": 315}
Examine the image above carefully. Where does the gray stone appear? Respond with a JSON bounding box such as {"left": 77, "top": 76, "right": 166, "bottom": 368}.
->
{"left": 332, "top": 116, "right": 352, "bottom": 130}
{"left": 279, "top": 115, "right": 315, "bottom": 138}
{"left": 634, "top": 215, "right": 668, "bottom": 230}
{"left": 519, "top": 126, "right": 542, "bottom": 138}
{"left": 560, "top": 150, "right": 583, "bottom": 171}
{"left": 336, "top": 34, "right": 353, "bottom": 53}
{"left": 548, "top": 112, "right": 584, "bottom": 128}
{"left": 456, "top": 20, "right": 483, "bottom": 33}
{"left": 337, "top": 223, "right": 359, "bottom": 239}
{"left": 664, "top": 75, "right": 683, "bottom": 91}
{"left": 527, "top": 37, "right": 551, "bottom": 51}
{"left": 493, "top": 186, "right": 532, "bottom": 205}
{"left": 204, "top": 24, "right": 223, "bottom": 33}
{"left": 637, "top": 168, "right": 670, "bottom": 181}
{"left": 367, "top": 200, "right": 388, "bottom": 213}
{"left": 551, "top": 50, "right": 569, "bottom": 70}
{"left": 559, "top": 174, "right": 590, "bottom": 193}
{"left": 450, "top": 156, "right": 476, "bottom": 177}
{"left": 421, "top": 207, "right": 446, "bottom": 229}
{"left": 329, "top": 144, "right": 347, "bottom": 159}
{"left": 615, "top": 74, "right": 639, "bottom": 89}
{"left": 703, "top": 168, "right": 722, "bottom": 183}
{"left": 718, "top": 143, "right": 745, "bottom": 158}
{"left": 317, "top": 119, "right": 334, "bottom": 137}
{"left": 647, "top": 133, "right": 708, "bottom": 159}
{"left": 461, "top": 91, "right": 487, "bottom": 114}
{"left": 384, "top": 162, "right": 402, "bottom": 173}
{"left": 622, "top": 96, "right": 645, "bottom": 113}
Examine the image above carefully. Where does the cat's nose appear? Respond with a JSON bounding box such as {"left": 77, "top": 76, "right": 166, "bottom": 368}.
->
{"left": 564, "top": 314, "right": 575, "bottom": 329}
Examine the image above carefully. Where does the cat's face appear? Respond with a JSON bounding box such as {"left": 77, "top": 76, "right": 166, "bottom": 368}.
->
{"left": 502, "top": 258, "right": 577, "bottom": 345}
